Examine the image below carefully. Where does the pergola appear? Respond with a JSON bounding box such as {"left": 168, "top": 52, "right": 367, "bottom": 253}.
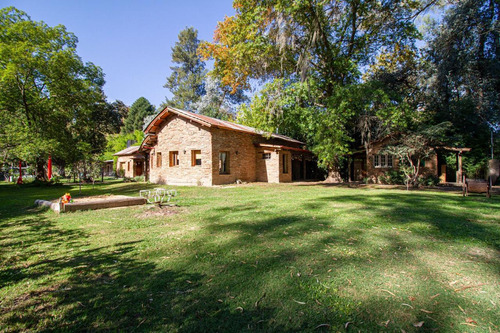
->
{"left": 439, "top": 146, "right": 472, "bottom": 183}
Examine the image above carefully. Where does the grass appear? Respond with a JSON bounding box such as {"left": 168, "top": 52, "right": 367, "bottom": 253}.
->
{"left": 0, "top": 180, "right": 499, "bottom": 332}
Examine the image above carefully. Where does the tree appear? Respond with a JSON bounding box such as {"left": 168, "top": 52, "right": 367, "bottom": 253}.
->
{"left": 191, "top": 77, "right": 248, "bottom": 120}
{"left": 164, "top": 27, "right": 206, "bottom": 110}
{"left": 123, "top": 97, "right": 155, "bottom": 134}
{"left": 102, "top": 130, "right": 144, "bottom": 171}
{"left": 0, "top": 7, "right": 114, "bottom": 180}
{"left": 425, "top": 0, "right": 500, "bottom": 167}
{"left": 383, "top": 122, "right": 451, "bottom": 190}
{"left": 201, "top": 0, "right": 437, "bottom": 171}
{"left": 111, "top": 100, "right": 129, "bottom": 128}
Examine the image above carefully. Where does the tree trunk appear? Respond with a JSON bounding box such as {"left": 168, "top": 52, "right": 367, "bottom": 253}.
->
{"left": 324, "top": 167, "right": 343, "bottom": 183}
{"left": 36, "top": 157, "right": 47, "bottom": 181}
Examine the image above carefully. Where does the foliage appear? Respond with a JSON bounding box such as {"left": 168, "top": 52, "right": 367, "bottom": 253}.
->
{"left": 110, "top": 100, "right": 129, "bottom": 128}
{"left": 0, "top": 7, "right": 115, "bottom": 179}
{"left": 164, "top": 27, "right": 206, "bottom": 110}
{"left": 122, "top": 97, "right": 155, "bottom": 134}
{"left": 203, "top": 0, "right": 434, "bottom": 168}
{"left": 191, "top": 76, "right": 248, "bottom": 120}
{"left": 379, "top": 170, "right": 405, "bottom": 185}
{"left": 383, "top": 122, "right": 452, "bottom": 189}
{"left": 102, "top": 130, "right": 144, "bottom": 167}
{"left": 425, "top": 0, "right": 500, "bottom": 161}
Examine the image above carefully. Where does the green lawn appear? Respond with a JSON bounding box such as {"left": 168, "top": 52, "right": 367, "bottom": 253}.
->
{"left": 0, "top": 181, "right": 499, "bottom": 332}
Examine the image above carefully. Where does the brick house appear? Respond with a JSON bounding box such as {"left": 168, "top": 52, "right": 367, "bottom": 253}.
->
{"left": 140, "top": 107, "right": 318, "bottom": 186}
{"left": 350, "top": 136, "right": 470, "bottom": 183}
{"left": 114, "top": 146, "right": 145, "bottom": 178}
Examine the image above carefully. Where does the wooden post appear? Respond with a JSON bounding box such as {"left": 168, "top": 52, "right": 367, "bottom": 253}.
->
{"left": 457, "top": 152, "right": 463, "bottom": 184}
{"left": 302, "top": 157, "right": 306, "bottom": 180}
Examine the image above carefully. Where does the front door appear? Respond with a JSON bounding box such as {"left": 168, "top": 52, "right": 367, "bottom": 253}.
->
{"left": 135, "top": 161, "right": 143, "bottom": 176}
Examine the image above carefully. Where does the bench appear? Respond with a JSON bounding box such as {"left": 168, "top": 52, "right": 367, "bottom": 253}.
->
{"left": 462, "top": 177, "right": 491, "bottom": 198}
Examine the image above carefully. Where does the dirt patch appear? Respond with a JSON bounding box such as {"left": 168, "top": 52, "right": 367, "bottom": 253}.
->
{"left": 135, "top": 205, "right": 181, "bottom": 218}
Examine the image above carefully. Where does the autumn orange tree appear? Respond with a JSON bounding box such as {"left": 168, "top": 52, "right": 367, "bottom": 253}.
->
{"left": 200, "top": 0, "right": 438, "bottom": 175}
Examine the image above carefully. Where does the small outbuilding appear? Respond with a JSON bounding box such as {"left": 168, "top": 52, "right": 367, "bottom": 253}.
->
{"left": 113, "top": 146, "right": 145, "bottom": 178}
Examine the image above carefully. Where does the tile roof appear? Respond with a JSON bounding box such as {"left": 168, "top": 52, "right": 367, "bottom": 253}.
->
{"left": 113, "top": 146, "right": 141, "bottom": 156}
{"left": 143, "top": 107, "right": 305, "bottom": 145}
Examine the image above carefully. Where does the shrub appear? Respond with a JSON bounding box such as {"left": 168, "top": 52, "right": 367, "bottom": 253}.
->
{"left": 416, "top": 174, "right": 440, "bottom": 187}
{"left": 133, "top": 176, "right": 145, "bottom": 182}
{"left": 379, "top": 170, "right": 405, "bottom": 185}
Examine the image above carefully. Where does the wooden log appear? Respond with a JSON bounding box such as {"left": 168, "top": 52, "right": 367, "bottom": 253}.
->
{"left": 63, "top": 196, "right": 147, "bottom": 212}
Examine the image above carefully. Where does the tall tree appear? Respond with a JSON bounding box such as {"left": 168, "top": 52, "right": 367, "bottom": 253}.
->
{"left": 111, "top": 100, "right": 130, "bottom": 128}
{"left": 164, "top": 27, "right": 206, "bottom": 110}
{"left": 425, "top": 0, "right": 500, "bottom": 164}
{"left": 202, "top": 0, "right": 435, "bottom": 171}
{"left": 191, "top": 77, "right": 249, "bottom": 120}
{"left": 123, "top": 97, "right": 155, "bottom": 133}
{"left": 0, "top": 7, "right": 113, "bottom": 180}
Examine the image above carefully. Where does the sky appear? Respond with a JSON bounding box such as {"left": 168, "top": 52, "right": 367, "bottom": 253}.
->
{"left": 3, "top": 0, "right": 235, "bottom": 107}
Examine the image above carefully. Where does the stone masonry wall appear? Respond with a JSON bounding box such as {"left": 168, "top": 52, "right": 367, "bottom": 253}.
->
{"left": 279, "top": 151, "right": 292, "bottom": 183}
{"left": 116, "top": 156, "right": 135, "bottom": 178}
{"left": 210, "top": 128, "right": 257, "bottom": 185}
{"left": 149, "top": 115, "right": 213, "bottom": 186}
{"left": 256, "top": 149, "right": 279, "bottom": 183}
{"left": 367, "top": 139, "right": 438, "bottom": 182}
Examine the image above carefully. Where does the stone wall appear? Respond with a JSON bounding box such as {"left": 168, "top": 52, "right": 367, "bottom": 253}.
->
{"left": 256, "top": 149, "right": 279, "bottom": 182}
{"left": 116, "top": 156, "right": 134, "bottom": 178}
{"left": 210, "top": 128, "right": 257, "bottom": 185}
{"left": 147, "top": 114, "right": 306, "bottom": 186}
{"left": 149, "top": 115, "right": 213, "bottom": 186}
{"left": 279, "top": 151, "right": 292, "bottom": 183}
{"left": 366, "top": 139, "right": 438, "bottom": 182}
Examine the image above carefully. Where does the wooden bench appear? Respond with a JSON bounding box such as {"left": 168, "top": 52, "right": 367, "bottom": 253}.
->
{"left": 463, "top": 177, "right": 491, "bottom": 198}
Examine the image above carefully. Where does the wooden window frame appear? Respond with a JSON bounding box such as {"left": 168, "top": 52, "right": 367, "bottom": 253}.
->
{"left": 262, "top": 153, "right": 271, "bottom": 160}
{"left": 374, "top": 154, "right": 393, "bottom": 168}
{"left": 282, "top": 153, "right": 289, "bottom": 174}
{"left": 156, "top": 152, "right": 162, "bottom": 168}
{"left": 169, "top": 151, "right": 179, "bottom": 167}
{"left": 219, "top": 151, "right": 230, "bottom": 174}
{"left": 191, "top": 150, "right": 202, "bottom": 166}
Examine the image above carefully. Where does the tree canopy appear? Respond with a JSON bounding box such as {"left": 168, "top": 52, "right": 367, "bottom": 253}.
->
{"left": 201, "top": 0, "right": 436, "bottom": 170}
{"left": 0, "top": 7, "right": 116, "bottom": 179}
{"left": 122, "top": 97, "right": 155, "bottom": 134}
{"left": 164, "top": 27, "right": 206, "bottom": 110}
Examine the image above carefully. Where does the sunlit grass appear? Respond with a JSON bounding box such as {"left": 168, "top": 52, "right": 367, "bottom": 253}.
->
{"left": 0, "top": 181, "right": 499, "bottom": 332}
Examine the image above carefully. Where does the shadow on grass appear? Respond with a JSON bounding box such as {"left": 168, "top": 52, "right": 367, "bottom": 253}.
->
{"left": 184, "top": 192, "right": 500, "bottom": 331}
{"left": 0, "top": 187, "right": 280, "bottom": 331}
{"left": 1, "top": 184, "right": 499, "bottom": 331}
{"left": 307, "top": 193, "right": 500, "bottom": 250}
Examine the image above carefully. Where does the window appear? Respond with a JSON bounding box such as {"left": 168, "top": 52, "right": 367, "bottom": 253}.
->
{"left": 219, "top": 151, "right": 230, "bottom": 174}
{"left": 387, "top": 155, "right": 393, "bottom": 168}
{"left": 282, "top": 153, "right": 289, "bottom": 174}
{"left": 156, "top": 152, "right": 162, "bottom": 167}
{"left": 191, "top": 150, "right": 202, "bottom": 166}
{"left": 169, "top": 151, "right": 179, "bottom": 167}
{"left": 374, "top": 154, "right": 394, "bottom": 168}
{"left": 127, "top": 161, "right": 130, "bottom": 171}
{"left": 150, "top": 153, "right": 154, "bottom": 169}
{"left": 120, "top": 162, "right": 125, "bottom": 170}
{"left": 262, "top": 153, "right": 271, "bottom": 159}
